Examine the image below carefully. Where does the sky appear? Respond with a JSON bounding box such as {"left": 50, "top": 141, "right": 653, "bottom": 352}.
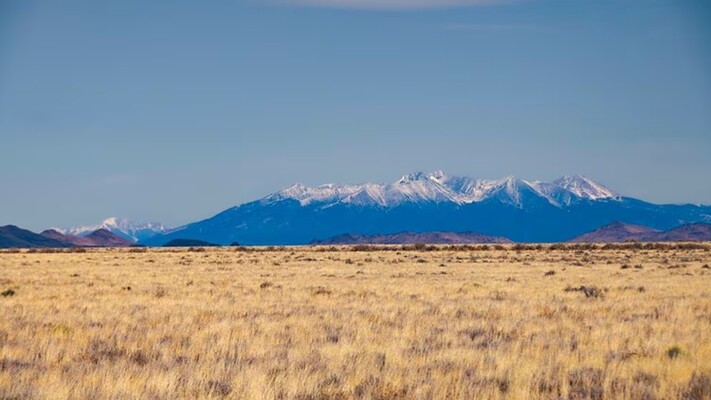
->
{"left": 1, "top": 0, "right": 710, "bottom": 231}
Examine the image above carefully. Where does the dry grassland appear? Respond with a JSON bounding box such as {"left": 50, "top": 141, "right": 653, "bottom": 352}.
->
{"left": 1, "top": 244, "right": 710, "bottom": 399}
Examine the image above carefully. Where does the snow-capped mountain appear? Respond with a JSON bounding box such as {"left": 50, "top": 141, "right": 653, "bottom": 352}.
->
{"left": 263, "top": 171, "right": 619, "bottom": 208}
{"left": 264, "top": 183, "right": 362, "bottom": 206}
{"left": 144, "top": 171, "right": 710, "bottom": 246}
{"left": 54, "top": 217, "right": 171, "bottom": 242}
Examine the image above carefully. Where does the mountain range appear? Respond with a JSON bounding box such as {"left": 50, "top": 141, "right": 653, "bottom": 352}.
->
{"left": 0, "top": 225, "right": 134, "bottom": 248}
{"left": 54, "top": 217, "right": 171, "bottom": 242}
{"left": 40, "top": 229, "right": 135, "bottom": 247}
{"left": 0, "top": 225, "right": 72, "bottom": 248}
{"left": 144, "top": 171, "right": 711, "bottom": 245}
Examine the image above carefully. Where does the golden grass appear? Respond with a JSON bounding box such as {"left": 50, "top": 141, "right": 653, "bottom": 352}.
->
{"left": 1, "top": 245, "right": 710, "bottom": 399}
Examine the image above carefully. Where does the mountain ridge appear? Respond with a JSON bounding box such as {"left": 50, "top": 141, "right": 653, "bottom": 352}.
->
{"left": 263, "top": 172, "right": 620, "bottom": 209}
{"left": 570, "top": 222, "right": 711, "bottom": 243}
{"left": 54, "top": 217, "right": 171, "bottom": 242}
{"left": 143, "top": 171, "right": 711, "bottom": 246}
{"left": 40, "top": 229, "right": 135, "bottom": 247}
{"left": 1, "top": 225, "right": 72, "bottom": 248}
{"left": 312, "top": 231, "right": 512, "bottom": 245}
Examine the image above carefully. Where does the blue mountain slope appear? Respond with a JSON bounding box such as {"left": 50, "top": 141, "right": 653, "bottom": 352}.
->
{"left": 144, "top": 172, "right": 711, "bottom": 245}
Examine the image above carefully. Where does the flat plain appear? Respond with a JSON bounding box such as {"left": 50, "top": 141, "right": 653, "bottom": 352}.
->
{"left": 1, "top": 244, "right": 710, "bottom": 399}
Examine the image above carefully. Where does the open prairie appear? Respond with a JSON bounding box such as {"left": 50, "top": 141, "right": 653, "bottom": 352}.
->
{"left": 1, "top": 244, "right": 710, "bottom": 400}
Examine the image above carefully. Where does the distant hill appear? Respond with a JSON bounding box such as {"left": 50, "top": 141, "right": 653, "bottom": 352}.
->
{"left": 655, "top": 223, "right": 711, "bottom": 242}
{"left": 568, "top": 222, "right": 659, "bottom": 243}
{"left": 83, "top": 229, "right": 135, "bottom": 247}
{"left": 40, "top": 228, "right": 134, "bottom": 247}
{"left": 162, "top": 239, "right": 219, "bottom": 247}
{"left": 312, "top": 231, "right": 512, "bottom": 245}
{"left": 570, "top": 222, "right": 711, "bottom": 243}
{"left": 40, "top": 229, "right": 95, "bottom": 246}
{"left": 1, "top": 225, "right": 72, "bottom": 248}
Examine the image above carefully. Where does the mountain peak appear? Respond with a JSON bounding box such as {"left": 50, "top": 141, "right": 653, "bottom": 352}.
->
{"left": 273, "top": 183, "right": 309, "bottom": 199}
{"left": 497, "top": 175, "right": 523, "bottom": 188}
{"left": 397, "top": 171, "right": 429, "bottom": 183}
{"left": 102, "top": 217, "right": 119, "bottom": 226}
{"left": 553, "top": 175, "right": 617, "bottom": 200}
{"left": 270, "top": 182, "right": 361, "bottom": 206}
{"left": 85, "top": 229, "right": 135, "bottom": 247}
{"left": 427, "top": 170, "right": 447, "bottom": 182}
{"left": 262, "top": 171, "right": 623, "bottom": 209}
{"left": 53, "top": 218, "right": 171, "bottom": 242}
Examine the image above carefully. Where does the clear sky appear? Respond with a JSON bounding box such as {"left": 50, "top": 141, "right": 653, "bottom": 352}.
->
{"left": 1, "top": 0, "right": 710, "bottom": 231}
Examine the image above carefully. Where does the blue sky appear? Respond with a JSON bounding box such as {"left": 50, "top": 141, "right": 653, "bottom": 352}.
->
{"left": 1, "top": 0, "right": 710, "bottom": 230}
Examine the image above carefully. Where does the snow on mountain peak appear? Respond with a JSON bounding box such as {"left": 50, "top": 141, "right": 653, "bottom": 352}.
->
{"left": 390, "top": 172, "right": 455, "bottom": 204}
{"left": 427, "top": 170, "right": 447, "bottom": 182}
{"left": 397, "top": 171, "right": 428, "bottom": 183}
{"left": 268, "top": 183, "right": 361, "bottom": 205}
{"left": 264, "top": 172, "right": 619, "bottom": 208}
{"left": 495, "top": 176, "right": 519, "bottom": 190}
{"left": 553, "top": 175, "right": 617, "bottom": 200}
{"left": 103, "top": 217, "right": 119, "bottom": 226}
{"left": 54, "top": 217, "right": 172, "bottom": 242}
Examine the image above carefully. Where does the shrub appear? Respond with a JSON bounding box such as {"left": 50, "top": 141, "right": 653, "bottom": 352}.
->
{"left": 154, "top": 287, "right": 167, "bottom": 298}
{"left": 683, "top": 373, "right": 711, "bottom": 400}
{"left": 206, "top": 380, "right": 233, "bottom": 398}
{"left": 666, "top": 345, "right": 682, "bottom": 359}
{"left": 568, "top": 368, "right": 604, "bottom": 400}
{"left": 352, "top": 244, "right": 374, "bottom": 252}
{"left": 413, "top": 243, "right": 428, "bottom": 251}
{"left": 312, "top": 287, "right": 332, "bottom": 295}
{"left": 564, "top": 285, "right": 606, "bottom": 299}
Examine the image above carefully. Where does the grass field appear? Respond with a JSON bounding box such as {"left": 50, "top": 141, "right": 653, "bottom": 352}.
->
{"left": 1, "top": 244, "right": 710, "bottom": 399}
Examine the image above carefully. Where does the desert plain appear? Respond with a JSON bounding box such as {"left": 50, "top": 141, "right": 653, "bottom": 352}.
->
{"left": 1, "top": 243, "right": 710, "bottom": 399}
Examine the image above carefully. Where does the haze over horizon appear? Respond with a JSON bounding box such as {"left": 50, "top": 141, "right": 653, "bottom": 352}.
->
{"left": 1, "top": 0, "right": 710, "bottom": 231}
